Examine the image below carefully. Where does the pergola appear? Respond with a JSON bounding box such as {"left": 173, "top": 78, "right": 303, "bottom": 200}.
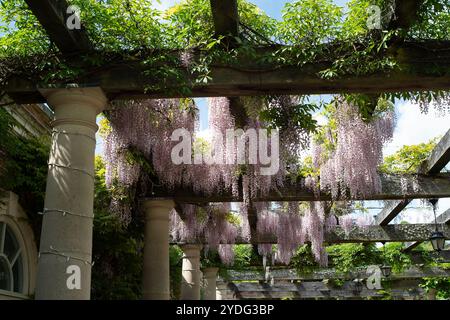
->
{"left": 2, "top": 0, "right": 450, "bottom": 300}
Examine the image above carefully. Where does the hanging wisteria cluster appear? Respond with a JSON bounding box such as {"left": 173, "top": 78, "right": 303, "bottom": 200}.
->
{"left": 207, "top": 97, "right": 287, "bottom": 209}
{"left": 255, "top": 201, "right": 373, "bottom": 266}
{"left": 314, "top": 100, "right": 396, "bottom": 199}
{"left": 104, "top": 97, "right": 291, "bottom": 224}
{"left": 104, "top": 95, "right": 391, "bottom": 268}
{"left": 169, "top": 202, "right": 239, "bottom": 265}
{"left": 413, "top": 92, "right": 450, "bottom": 115}
{"left": 104, "top": 99, "right": 197, "bottom": 223}
{"left": 256, "top": 202, "right": 335, "bottom": 266}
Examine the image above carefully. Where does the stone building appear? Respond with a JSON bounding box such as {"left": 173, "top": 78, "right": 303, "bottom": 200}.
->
{"left": 0, "top": 103, "right": 52, "bottom": 300}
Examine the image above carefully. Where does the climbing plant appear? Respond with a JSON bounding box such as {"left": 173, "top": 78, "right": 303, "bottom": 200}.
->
{"left": 379, "top": 137, "right": 438, "bottom": 174}
{"left": 0, "top": 107, "right": 49, "bottom": 236}
{"left": 0, "top": 0, "right": 448, "bottom": 109}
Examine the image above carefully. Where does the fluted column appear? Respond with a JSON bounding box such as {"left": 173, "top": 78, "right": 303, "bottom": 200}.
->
{"left": 202, "top": 267, "right": 219, "bottom": 300}
{"left": 142, "top": 199, "right": 174, "bottom": 300}
{"left": 35, "top": 88, "right": 107, "bottom": 300}
{"left": 180, "top": 244, "right": 202, "bottom": 300}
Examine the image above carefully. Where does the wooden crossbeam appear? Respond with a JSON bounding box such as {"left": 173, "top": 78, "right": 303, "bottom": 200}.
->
{"left": 403, "top": 208, "right": 450, "bottom": 252}
{"left": 172, "top": 223, "right": 450, "bottom": 244}
{"left": 210, "top": 0, "right": 239, "bottom": 39}
{"left": 217, "top": 265, "right": 446, "bottom": 300}
{"left": 4, "top": 40, "right": 450, "bottom": 104}
{"left": 24, "top": 0, "right": 92, "bottom": 54}
{"left": 217, "top": 281, "right": 425, "bottom": 300}
{"left": 376, "top": 128, "right": 450, "bottom": 225}
{"left": 220, "top": 266, "right": 450, "bottom": 282}
{"left": 157, "top": 173, "right": 450, "bottom": 203}
{"left": 388, "top": 0, "right": 424, "bottom": 30}
{"left": 375, "top": 199, "right": 411, "bottom": 226}
{"left": 420, "top": 129, "right": 450, "bottom": 175}
{"left": 228, "top": 97, "right": 249, "bottom": 128}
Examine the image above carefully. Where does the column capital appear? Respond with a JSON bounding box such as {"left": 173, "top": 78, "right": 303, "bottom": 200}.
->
{"left": 141, "top": 198, "right": 175, "bottom": 209}
{"left": 202, "top": 267, "right": 219, "bottom": 276}
{"left": 40, "top": 87, "right": 108, "bottom": 114}
{"left": 181, "top": 244, "right": 202, "bottom": 252}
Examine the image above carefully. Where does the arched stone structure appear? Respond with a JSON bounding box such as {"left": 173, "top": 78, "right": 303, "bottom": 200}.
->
{"left": 0, "top": 191, "right": 38, "bottom": 300}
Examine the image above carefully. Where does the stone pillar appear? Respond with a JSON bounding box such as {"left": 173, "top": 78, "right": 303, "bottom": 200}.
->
{"left": 142, "top": 199, "right": 174, "bottom": 300}
{"left": 427, "top": 288, "right": 437, "bottom": 300}
{"left": 35, "top": 88, "right": 107, "bottom": 300}
{"left": 180, "top": 244, "right": 202, "bottom": 300}
{"left": 216, "top": 282, "right": 224, "bottom": 300}
{"left": 202, "top": 267, "right": 219, "bottom": 300}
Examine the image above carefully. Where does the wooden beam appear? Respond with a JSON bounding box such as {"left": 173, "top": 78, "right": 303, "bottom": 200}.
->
{"left": 247, "top": 203, "right": 258, "bottom": 252}
{"left": 217, "top": 265, "right": 447, "bottom": 300}
{"left": 217, "top": 280, "right": 426, "bottom": 300}
{"left": 24, "top": 0, "right": 92, "bottom": 54}
{"left": 388, "top": 0, "right": 423, "bottom": 30}
{"left": 324, "top": 223, "right": 449, "bottom": 244}
{"left": 436, "top": 208, "right": 450, "bottom": 225}
{"left": 375, "top": 199, "right": 411, "bottom": 226}
{"left": 420, "top": 129, "right": 450, "bottom": 175}
{"left": 172, "top": 223, "right": 450, "bottom": 244}
{"left": 376, "top": 128, "right": 450, "bottom": 225}
{"left": 403, "top": 208, "right": 450, "bottom": 252}
{"left": 157, "top": 173, "right": 450, "bottom": 203}
{"left": 220, "top": 266, "right": 450, "bottom": 282}
{"left": 210, "top": 0, "right": 239, "bottom": 39}
{"left": 229, "top": 97, "right": 249, "bottom": 128}
{"left": 5, "top": 41, "right": 450, "bottom": 104}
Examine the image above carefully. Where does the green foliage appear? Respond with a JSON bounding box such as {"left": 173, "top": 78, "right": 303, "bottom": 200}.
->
{"left": 70, "top": 0, "right": 165, "bottom": 50}
{"left": 323, "top": 278, "right": 345, "bottom": 288}
{"left": 376, "top": 289, "right": 393, "bottom": 300}
{"left": 0, "top": 107, "right": 50, "bottom": 235}
{"left": 325, "top": 243, "right": 412, "bottom": 274}
{"left": 420, "top": 277, "right": 450, "bottom": 300}
{"left": 380, "top": 242, "right": 412, "bottom": 273}
{"left": 327, "top": 243, "right": 380, "bottom": 273}
{"left": 341, "top": 0, "right": 385, "bottom": 37}
{"left": 379, "top": 138, "right": 438, "bottom": 174}
{"left": 297, "top": 156, "right": 319, "bottom": 178}
{"left": 201, "top": 249, "right": 221, "bottom": 268}
{"left": 408, "top": 0, "right": 450, "bottom": 40}
{"left": 0, "top": 0, "right": 447, "bottom": 106}
{"left": 233, "top": 244, "right": 257, "bottom": 269}
{"left": 290, "top": 245, "right": 320, "bottom": 274}
{"left": 169, "top": 245, "right": 183, "bottom": 299}
{"left": 0, "top": 0, "right": 50, "bottom": 57}
{"left": 202, "top": 244, "right": 259, "bottom": 270}
{"left": 259, "top": 98, "right": 319, "bottom": 134}
{"left": 91, "top": 156, "right": 143, "bottom": 300}
{"left": 278, "top": 0, "right": 343, "bottom": 45}
{"left": 165, "top": 0, "right": 275, "bottom": 47}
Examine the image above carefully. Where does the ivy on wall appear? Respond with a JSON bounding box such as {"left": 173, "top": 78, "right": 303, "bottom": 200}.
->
{"left": 0, "top": 107, "right": 49, "bottom": 237}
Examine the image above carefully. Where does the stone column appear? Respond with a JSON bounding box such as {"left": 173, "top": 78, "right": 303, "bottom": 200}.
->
{"left": 202, "top": 267, "right": 219, "bottom": 300}
{"left": 216, "top": 281, "right": 224, "bottom": 300}
{"left": 35, "top": 88, "right": 107, "bottom": 300}
{"left": 142, "top": 199, "right": 174, "bottom": 300}
{"left": 427, "top": 288, "right": 437, "bottom": 300}
{"left": 180, "top": 244, "right": 202, "bottom": 300}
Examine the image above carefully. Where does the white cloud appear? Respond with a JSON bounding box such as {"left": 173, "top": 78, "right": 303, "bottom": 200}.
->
{"left": 393, "top": 198, "right": 450, "bottom": 224}
{"left": 383, "top": 101, "right": 450, "bottom": 156}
